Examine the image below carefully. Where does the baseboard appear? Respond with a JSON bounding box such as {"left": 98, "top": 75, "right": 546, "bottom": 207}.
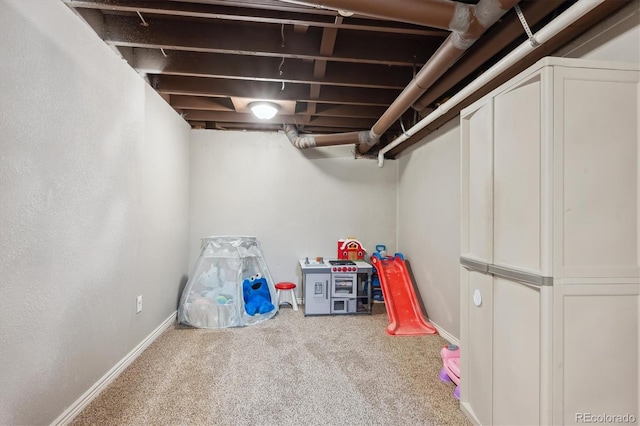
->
{"left": 430, "top": 320, "right": 460, "bottom": 347}
{"left": 52, "top": 311, "right": 177, "bottom": 426}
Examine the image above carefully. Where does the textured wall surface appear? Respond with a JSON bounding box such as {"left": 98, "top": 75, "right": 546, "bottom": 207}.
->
{"left": 397, "top": 121, "right": 461, "bottom": 337}
{"left": 188, "top": 130, "right": 397, "bottom": 287}
{"left": 0, "top": 1, "right": 190, "bottom": 424}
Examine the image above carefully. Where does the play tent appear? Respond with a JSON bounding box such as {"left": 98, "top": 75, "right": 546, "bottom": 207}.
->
{"left": 178, "top": 236, "right": 278, "bottom": 328}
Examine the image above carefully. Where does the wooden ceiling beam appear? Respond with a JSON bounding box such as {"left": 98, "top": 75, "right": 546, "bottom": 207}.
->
{"left": 133, "top": 48, "right": 410, "bottom": 89}
{"left": 100, "top": 14, "right": 432, "bottom": 66}
{"left": 313, "top": 103, "right": 388, "bottom": 118}
{"left": 306, "top": 15, "right": 341, "bottom": 124}
{"left": 180, "top": 110, "right": 380, "bottom": 129}
{"left": 63, "top": 0, "right": 448, "bottom": 36}
{"left": 152, "top": 75, "right": 400, "bottom": 106}
{"left": 169, "top": 95, "right": 235, "bottom": 111}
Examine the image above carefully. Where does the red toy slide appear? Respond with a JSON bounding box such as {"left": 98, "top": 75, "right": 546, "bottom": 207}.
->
{"left": 371, "top": 253, "right": 438, "bottom": 336}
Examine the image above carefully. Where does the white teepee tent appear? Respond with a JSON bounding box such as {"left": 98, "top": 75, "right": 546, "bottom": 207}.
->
{"left": 178, "top": 236, "right": 278, "bottom": 328}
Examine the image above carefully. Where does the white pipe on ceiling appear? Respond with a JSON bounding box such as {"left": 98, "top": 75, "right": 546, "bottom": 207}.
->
{"left": 376, "top": 0, "right": 607, "bottom": 167}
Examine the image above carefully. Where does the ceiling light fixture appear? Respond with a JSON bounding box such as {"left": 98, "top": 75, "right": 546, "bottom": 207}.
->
{"left": 249, "top": 102, "right": 280, "bottom": 120}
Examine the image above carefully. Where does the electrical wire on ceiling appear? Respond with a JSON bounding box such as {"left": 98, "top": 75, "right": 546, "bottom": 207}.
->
{"left": 279, "top": 57, "right": 285, "bottom": 75}
{"left": 135, "top": 11, "right": 165, "bottom": 59}
{"left": 136, "top": 11, "right": 148, "bottom": 27}
{"left": 400, "top": 119, "right": 409, "bottom": 138}
{"left": 279, "top": 57, "right": 286, "bottom": 92}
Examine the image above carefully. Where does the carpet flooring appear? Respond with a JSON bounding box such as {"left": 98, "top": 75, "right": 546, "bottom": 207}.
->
{"left": 71, "top": 303, "right": 471, "bottom": 426}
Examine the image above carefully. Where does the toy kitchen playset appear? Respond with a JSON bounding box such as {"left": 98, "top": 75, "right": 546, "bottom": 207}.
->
{"left": 299, "top": 238, "right": 373, "bottom": 316}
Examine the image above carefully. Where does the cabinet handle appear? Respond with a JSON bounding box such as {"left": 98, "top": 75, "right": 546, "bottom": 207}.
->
{"left": 460, "top": 257, "right": 489, "bottom": 273}
{"left": 488, "top": 265, "right": 553, "bottom": 287}
{"left": 460, "top": 257, "right": 553, "bottom": 287}
{"left": 473, "top": 289, "right": 482, "bottom": 307}
{"left": 326, "top": 280, "right": 329, "bottom": 299}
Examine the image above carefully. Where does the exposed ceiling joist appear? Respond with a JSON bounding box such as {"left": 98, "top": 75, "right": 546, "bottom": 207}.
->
{"left": 62, "top": 0, "right": 629, "bottom": 156}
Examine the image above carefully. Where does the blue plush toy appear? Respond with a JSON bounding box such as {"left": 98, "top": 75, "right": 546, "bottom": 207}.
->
{"left": 242, "top": 273, "right": 274, "bottom": 316}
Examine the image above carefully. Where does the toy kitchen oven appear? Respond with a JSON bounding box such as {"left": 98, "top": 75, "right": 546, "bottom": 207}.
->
{"left": 299, "top": 258, "right": 373, "bottom": 316}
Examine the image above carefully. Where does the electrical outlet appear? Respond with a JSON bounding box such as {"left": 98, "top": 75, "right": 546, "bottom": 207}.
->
{"left": 136, "top": 295, "right": 143, "bottom": 314}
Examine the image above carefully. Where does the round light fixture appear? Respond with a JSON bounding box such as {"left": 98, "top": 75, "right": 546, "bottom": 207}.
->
{"left": 249, "top": 102, "right": 280, "bottom": 120}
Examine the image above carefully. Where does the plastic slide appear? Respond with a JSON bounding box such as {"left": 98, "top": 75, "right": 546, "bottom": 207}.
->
{"left": 371, "top": 253, "right": 438, "bottom": 336}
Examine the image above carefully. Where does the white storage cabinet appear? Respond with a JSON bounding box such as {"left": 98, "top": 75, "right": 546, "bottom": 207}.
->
{"left": 459, "top": 57, "right": 639, "bottom": 426}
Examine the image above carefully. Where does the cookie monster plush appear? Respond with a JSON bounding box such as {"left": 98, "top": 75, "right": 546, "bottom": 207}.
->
{"left": 242, "top": 273, "right": 275, "bottom": 316}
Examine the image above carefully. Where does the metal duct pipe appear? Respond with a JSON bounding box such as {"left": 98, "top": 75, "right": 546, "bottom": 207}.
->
{"left": 358, "top": 0, "right": 520, "bottom": 154}
{"left": 376, "top": 0, "right": 608, "bottom": 167}
{"left": 410, "top": 0, "right": 567, "bottom": 113}
{"left": 280, "top": 0, "right": 518, "bottom": 151}
{"left": 284, "top": 124, "right": 372, "bottom": 148}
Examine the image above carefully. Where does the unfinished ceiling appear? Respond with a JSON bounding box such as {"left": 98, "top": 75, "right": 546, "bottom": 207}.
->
{"left": 63, "top": 0, "right": 629, "bottom": 157}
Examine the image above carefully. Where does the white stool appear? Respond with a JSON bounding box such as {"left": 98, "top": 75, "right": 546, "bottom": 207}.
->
{"left": 275, "top": 282, "right": 298, "bottom": 311}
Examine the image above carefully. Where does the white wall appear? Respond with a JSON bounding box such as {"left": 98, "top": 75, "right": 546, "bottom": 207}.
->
{"left": 189, "top": 130, "right": 397, "bottom": 289}
{"left": 555, "top": 1, "right": 640, "bottom": 63}
{"left": 397, "top": 121, "right": 461, "bottom": 337}
{"left": 0, "top": 1, "right": 190, "bottom": 425}
{"left": 395, "top": 1, "right": 640, "bottom": 340}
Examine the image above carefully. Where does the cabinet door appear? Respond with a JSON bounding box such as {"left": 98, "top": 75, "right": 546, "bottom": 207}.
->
{"left": 460, "top": 267, "right": 493, "bottom": 425}
{"left": 493, "top": 70, "right": 550, "bottom": 276}
{"left": 492, "top": 277, "right": 542, "bottom": 425}
{"left": 554, "top": 282, "right": 639, "bottom": 425}
{"left": 553, "top": 67, "right": 640, "bottom": 279}
{"left": 303, "top": 273, "right": 330, "bottom": 315}
{"left": 461, "top": 97, "right": 494, "bottom": 263}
